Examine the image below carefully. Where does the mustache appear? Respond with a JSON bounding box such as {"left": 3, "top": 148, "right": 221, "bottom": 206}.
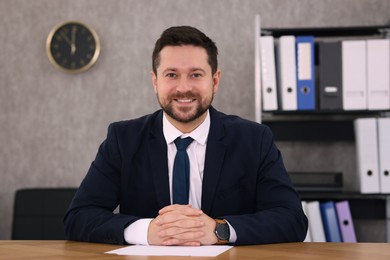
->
{"left": 171, "top": 91, "right": 198, "bottom": 99}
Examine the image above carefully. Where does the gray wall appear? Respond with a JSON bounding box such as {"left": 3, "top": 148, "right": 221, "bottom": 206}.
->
{"left": 0, "top": 0, "right": 389, "bottom": 240}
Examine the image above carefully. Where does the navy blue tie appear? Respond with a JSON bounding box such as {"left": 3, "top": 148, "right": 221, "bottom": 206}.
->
{"left": 172, "top": 137, "right": 193, "bottom": 205}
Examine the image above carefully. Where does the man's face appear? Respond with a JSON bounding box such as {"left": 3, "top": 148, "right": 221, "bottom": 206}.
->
{"left": 152, "top": 45, "right": 220, "bottom": 126}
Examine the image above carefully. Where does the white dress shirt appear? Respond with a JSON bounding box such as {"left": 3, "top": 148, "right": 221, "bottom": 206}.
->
{"left": 124, "top": 110, "right": 236, "bottom": 244}
{"left": 164, "top": 110, "right": 209, "bottom": 208}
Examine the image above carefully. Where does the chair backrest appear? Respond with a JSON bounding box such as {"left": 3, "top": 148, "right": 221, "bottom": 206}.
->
{"left": 12, "top": 188, "right": 77, "bottom": 240}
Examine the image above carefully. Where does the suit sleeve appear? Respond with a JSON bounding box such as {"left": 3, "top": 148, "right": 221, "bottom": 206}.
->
{"left": 223, "top": 127, "right": 308, "bottom": 245}
{"left": 63, "top": 123, "right": 139, "bottom": 244}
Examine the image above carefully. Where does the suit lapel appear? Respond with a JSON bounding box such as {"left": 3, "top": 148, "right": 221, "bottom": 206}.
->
{"left": 149, "top": 111, "right": 171, "bottom": 209}
{"left": 201, "top": 107, "right": 226, "bottom": 215}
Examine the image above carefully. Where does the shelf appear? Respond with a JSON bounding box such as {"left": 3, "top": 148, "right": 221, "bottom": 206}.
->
{"left": 299, "top": 191, "right": 389, "bottom": 200}
{"left": 261, "top": 25, "right": 389, "bottom": 38}
{"left": 299, "top": 192, "right": 389, "bottom": 220}
{"left": 264, "top": 120, "right": 353, "bottom": 142}
{"left": 264, "top": 110, "right": 390, "bottom": 117}
{"left": 262, "top": 111, "right": 390, "bottom": 142}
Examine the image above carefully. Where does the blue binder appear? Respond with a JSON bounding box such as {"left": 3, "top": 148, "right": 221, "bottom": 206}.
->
{"left": 320, "top": 201, "right": 342, "bottom": 242}
{"left": 296, "top": 36, "right": 315, "bottom": 110}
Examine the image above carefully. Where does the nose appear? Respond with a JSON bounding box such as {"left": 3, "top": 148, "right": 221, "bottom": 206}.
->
{"left": 176, "top": 77, "right": 192, "bottom": 92}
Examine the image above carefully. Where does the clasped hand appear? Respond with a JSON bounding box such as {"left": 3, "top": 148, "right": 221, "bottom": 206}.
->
{"left": 148, "top": 204, "right": 218, "bottom": 246}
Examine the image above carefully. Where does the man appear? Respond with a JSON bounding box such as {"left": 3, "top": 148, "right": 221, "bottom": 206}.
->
{"left": 64, "top": 26, "right": 308, "bottom": 246}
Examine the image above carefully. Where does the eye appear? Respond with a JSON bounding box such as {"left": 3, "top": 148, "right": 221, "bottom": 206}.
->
{"left": 191, "top": 73, "right": 202, "bottom": 78}
{"left": 165, "top": 73, "right": 177, "bottom": 78}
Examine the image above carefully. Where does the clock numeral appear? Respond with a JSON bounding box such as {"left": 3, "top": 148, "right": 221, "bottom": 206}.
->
{"left": 89, "top": 44, "right": 95, "bottom": 50}
{"left": 80, "top": 59, "right": 85, "bottom": 66}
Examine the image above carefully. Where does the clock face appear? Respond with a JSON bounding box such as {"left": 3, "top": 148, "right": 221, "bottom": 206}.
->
{"left": 46, "top": 21, "right": 100, "bottom": 73}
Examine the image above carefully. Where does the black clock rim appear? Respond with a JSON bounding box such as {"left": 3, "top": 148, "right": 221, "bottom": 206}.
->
{"left": 46, "top": 20, "right": 100, "bottom": 74}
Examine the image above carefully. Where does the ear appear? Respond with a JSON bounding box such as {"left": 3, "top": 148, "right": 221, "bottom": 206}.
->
{"left": 212, "top": 69, "right": 221, "bottom": 94}
{"left": 151, "top": 71, "right": 158, "bottom": 94}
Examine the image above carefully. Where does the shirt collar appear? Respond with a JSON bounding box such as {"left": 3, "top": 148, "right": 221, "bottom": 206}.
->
{"left": 163, "top": 110, "right": 210, "bottom": 145}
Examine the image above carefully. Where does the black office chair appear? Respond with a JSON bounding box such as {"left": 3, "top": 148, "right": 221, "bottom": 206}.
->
{"left": 11, "top": 188, "right": 77, "bottom": 239}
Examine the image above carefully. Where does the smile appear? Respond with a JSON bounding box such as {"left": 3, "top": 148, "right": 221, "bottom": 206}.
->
{"left": 176, "top": 99, "right": 194, "bottom": 103}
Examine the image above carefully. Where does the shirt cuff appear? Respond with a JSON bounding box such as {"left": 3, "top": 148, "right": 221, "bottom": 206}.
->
{"left": 124, "top": 218, "right": 153, "bottom": 245}
{"left": 226, "top": 220, "right": 237, "bottom": 243}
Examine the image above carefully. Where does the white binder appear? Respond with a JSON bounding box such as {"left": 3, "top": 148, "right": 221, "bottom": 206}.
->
{"left": 260, "top": 36, "right": 278, "bottom": 111}
{"left": 342, "top": 40, "right": 367, "bottom": 110}
{"left": 354, "top": 118, "right": 380, "bottom": 193}
{"left": 276, "top": 35, "right": 297, "bottom": 111}
{"left": 301, "top": 201, "right": 312, "bottom": 242}
{"left": 367, "top": 39, "right": 390, "bottom": 110}
{"left": 305, "top": 201, "right": 326, "bottom": 242}
{"left": 378, "top": 118, "right": 390, "bottom": 193}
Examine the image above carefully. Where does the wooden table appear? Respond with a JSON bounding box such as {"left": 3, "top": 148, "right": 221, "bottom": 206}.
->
{"left": 1, "top": 240, "right": 390, "bottom": 259}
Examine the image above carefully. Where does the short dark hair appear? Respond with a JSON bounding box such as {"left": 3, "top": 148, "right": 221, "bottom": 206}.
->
{"left": 152, "top": 26, "right": 218, "bottom": 75}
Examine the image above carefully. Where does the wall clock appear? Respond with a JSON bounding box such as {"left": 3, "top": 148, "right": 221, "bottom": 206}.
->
{"left": 46, "top": 21, "right": 100, "bottom": 73}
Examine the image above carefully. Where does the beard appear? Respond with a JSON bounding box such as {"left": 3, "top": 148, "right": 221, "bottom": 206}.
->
{"left": 157, "top": 91, "right": 214, "bottom": 123}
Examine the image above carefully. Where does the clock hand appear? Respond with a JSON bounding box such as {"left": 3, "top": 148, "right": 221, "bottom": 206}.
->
{"left": 60, "top": 30, "right": 76, "bottom": 55}
{"left": 71, "top": 26, "right": 77, "bottom": 55}
{"left": 60, "top": 31, "right": 72, "bottom": 46}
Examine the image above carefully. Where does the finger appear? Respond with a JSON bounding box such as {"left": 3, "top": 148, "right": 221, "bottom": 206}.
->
{"left": 159, "top": 205, "right": 203, "bottom": 216}
{"left": 163, "top": 239, "right": 201, "bottom": 246}
{"left": 157, "top": 211, "right": 203, "bottom": 227}
{"left": 160, "top": 231, "right": 204, "bottom": 246}
{"left": 179, "top": 241, "right": 201, "bottom": 246}
{"left": 158, "top": 225, "right": 203, "bottom": 238}
{"left": 161, "top": 218, "right": 204, "bottom": 229}
{"left": 158, "top": 204, "right": 191, "bottom": 214}
{"left": 155, "top": 212, "right": 180, "bottom": 226}
{"left": 158, "top": 212, "right": 202, "bottom": 226}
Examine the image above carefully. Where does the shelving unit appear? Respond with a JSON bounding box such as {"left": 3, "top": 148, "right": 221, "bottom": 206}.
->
{"left": 254, "top": 14, "right": 390, "bottom": 242}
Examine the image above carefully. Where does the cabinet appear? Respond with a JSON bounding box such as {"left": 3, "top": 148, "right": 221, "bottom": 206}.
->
{"left": 254, "top": 15, "right": 390, "bottom": 241}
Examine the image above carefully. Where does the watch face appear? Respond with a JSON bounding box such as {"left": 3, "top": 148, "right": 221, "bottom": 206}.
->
{"left": 46, "top": 21, "right": 100, "bottom": 73}
{"left": 216, "top": 222, "right": 230, "bottom": 241}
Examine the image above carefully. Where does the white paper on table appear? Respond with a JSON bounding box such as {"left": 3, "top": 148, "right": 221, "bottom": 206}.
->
{"left": 105, "top": 245, "right": 233, "bottom": 257}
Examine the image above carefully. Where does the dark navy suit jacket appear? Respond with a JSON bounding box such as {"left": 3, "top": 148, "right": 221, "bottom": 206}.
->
{"left": 64, "top": 107, "right": 308, "bottom": 245}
